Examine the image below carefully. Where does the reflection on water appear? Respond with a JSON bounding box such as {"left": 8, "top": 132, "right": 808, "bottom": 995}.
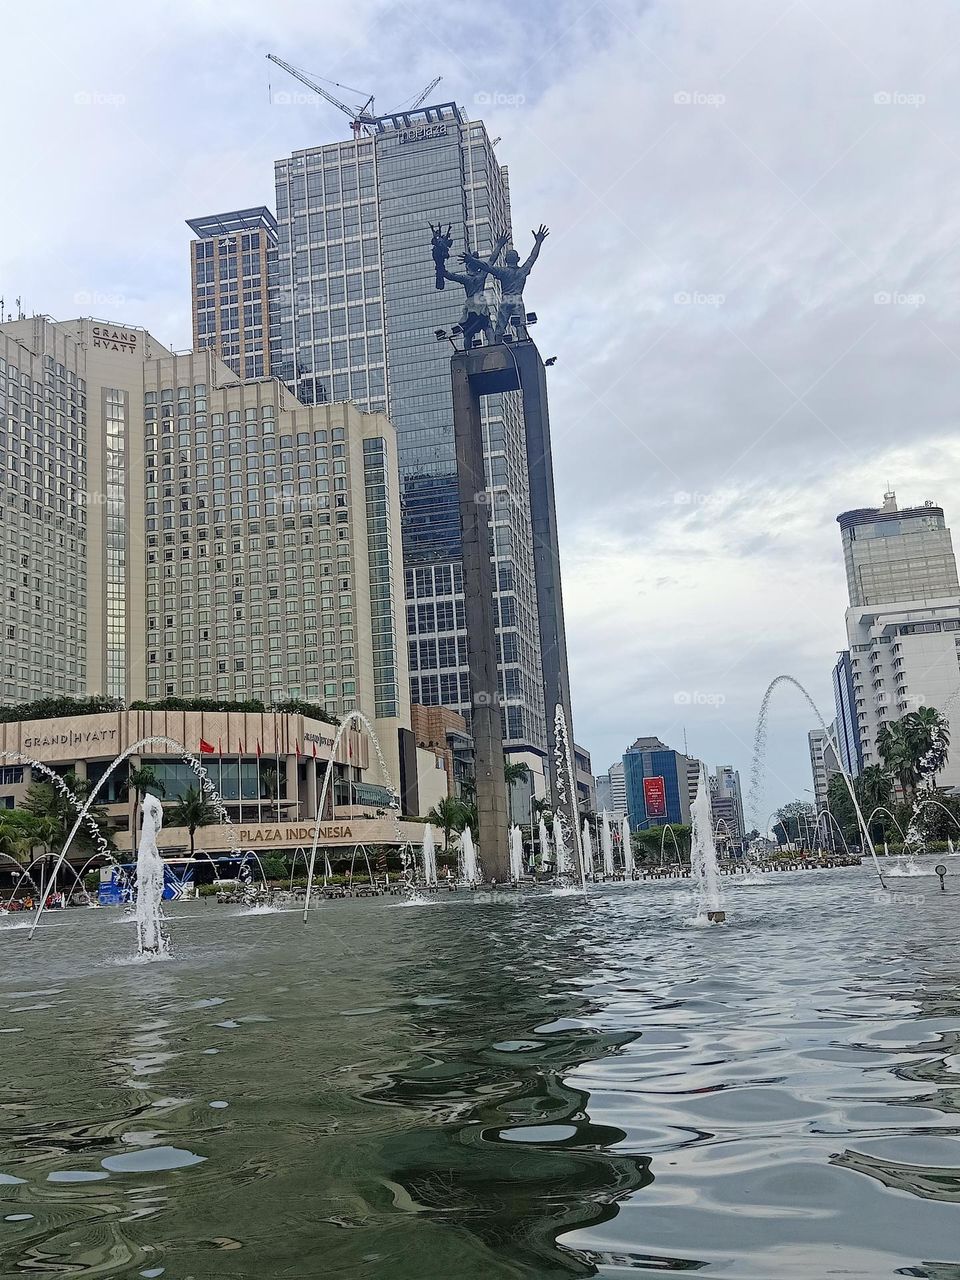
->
{"left": 0, "top": 869, "right": 958, "bottom": 1277}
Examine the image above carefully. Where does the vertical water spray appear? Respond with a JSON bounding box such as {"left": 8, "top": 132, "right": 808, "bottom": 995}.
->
{"left": 459, "top": 826, "right": 480, "bottom": 885}
{"left": 601, "top": 810, "right": 615, "bottom": 877}
{"left": 538, "top": 816, "right": 552, "bottom": 871}
{"left": 421, "top": 824, "right": 437, "bottom": 886}
{"left": 582, "top": 820, "right": 595, "bottom": 880}
{"left": 509, "top": 824, "right": 524, "bottom": 881}
{"left": 554, "top": 704, "right": 586, "bottom": 891}
{"left": 553, "top": 814, "right": 570, "bottom": 877}
{"left": 135, "top": 794, "right": 168, "bottom": 956}
{"left": 621, "top": 814, "right": 633, "bottom": 876}
{"left": 690, "top": 769, "right": 725, "bottom": 924}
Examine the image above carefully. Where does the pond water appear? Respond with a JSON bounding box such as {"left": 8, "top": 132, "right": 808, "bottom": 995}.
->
{"left": 0, "top": 866, "right": 958, "bottom": 1277}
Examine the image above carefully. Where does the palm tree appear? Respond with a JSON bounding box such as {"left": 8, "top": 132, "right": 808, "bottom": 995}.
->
{"left": 0, "top": 810, "right": 49, "bottom": 866}
{"left": 504, "top": 761, "right": 529, "bottom": 787}
{"left": 905, "top": 706, "right": 950, "bottom": 782}
{"left": 124, "top": 765, "right": 165, "bottom": 841}
{"left": 426, "top": 795, "right": 469, "bottom": 853}
{"left": 877, "top": 718, "right": 917, "bottom": 802}
{"left": 168, "top": 787, "right": 217, "bottom": 861}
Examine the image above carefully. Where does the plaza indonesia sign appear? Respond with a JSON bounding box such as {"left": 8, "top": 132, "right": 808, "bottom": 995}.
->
{"left": 643, "top": 776, "right": 667, "bottom": 819}
{"left": 238, "top": 824, "right": 353, "bottom": 844}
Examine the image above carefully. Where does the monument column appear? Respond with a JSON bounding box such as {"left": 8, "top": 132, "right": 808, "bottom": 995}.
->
{"left": 450, "top": 346, "right": 515, "bottom": 880}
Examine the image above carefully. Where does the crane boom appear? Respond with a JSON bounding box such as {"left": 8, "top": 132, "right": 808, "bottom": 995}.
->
{"left": 267, "top": 54, "right": 377, "bottom": 134}
{"left": 408, "top": 76, "right": 442, "bottom": 110}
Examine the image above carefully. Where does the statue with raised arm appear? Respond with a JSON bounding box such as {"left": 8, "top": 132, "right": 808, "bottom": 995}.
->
{"left": 441, "top": 230, "right": 509, "bottom": 349}
{"left": 464, "top": 225, "right": 549, "bottom": 342}
{"left": 429, "top": 221, "right": 454, "bottom": 290}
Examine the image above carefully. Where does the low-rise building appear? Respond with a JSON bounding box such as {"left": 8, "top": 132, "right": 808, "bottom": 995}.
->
{"left": 0, "top": 706, "right": 436, "bottom": 860}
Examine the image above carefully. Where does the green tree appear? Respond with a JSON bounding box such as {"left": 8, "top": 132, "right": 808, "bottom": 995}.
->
{"left": 124, "top": 765, "right": 166, "bottom": 841}
{"left": 877, "top": 707, "right": 950, "bottom": 803}
{"left": 633, "top": 823, "right": 691, "bottom": 863}
{"left": 168, "top": 787, "right": 217, "bottom": 861}
{"left": 427, "top": 795, "right": 470, "bottom": 853}
{"left": 0, "top": 810, "right": 51, "bottom": 866}
{"left": 827, "top": 772, "right": 859, "bottom": 845}
{"left": 22, "top": 773, "right": 114, "bottom": 858}
{"left": 504, "top": 761, "right": 530, "bottom": 787}
{"left": 774, "top": 800, "right": 816, "bottom": 848}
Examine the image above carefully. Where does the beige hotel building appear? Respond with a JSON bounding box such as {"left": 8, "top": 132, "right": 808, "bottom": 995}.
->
{"left": 0, "top": 315, "right": 450, "bottom": 851}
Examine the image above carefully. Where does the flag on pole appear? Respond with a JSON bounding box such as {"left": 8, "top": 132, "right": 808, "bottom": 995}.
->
{"left": 199, "top": 739, "right": 215, "bottom": 754}
{"left": 296, "top": 739, "right": 302, "bottom": 759}
{"left": 217, "top": 737, "right": 223, "bottom": 756}
{"left": 312, "top": 741, "right": 317, "bottom": 759}
{"left": 256, "top": 739, "right": 262, "bottom": 758}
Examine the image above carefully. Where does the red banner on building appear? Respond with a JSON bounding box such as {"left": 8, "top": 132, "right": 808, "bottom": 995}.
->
{"left": 643, "top": 775, "right": 667, "bottom": 818}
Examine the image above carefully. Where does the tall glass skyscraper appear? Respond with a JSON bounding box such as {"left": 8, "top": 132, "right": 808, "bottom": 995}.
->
{"left": 272, "top": 104, "right": 547, "bottom": 757}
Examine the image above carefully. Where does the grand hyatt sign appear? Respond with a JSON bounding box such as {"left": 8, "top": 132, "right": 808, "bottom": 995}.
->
{"left": 91, "top": 324, "right": 137, "bottom": 353}
{"left": 21, "top": 726, "right": 118, "bottom": 752}
{"left": 238, "top": 824, "right": 353, "bottom": 844}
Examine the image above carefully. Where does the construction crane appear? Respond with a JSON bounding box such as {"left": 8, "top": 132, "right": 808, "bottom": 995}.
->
{"left": 406, "top": 76, "right": 442, "bottom": 111}
{"left": 267, "top": 54, "right": 377, "bottom": 137}
{"left": 268, "top": 55, "right": 444, "bottom": 137}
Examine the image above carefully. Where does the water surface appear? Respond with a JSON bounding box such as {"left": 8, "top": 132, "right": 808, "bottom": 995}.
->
{"left": 1, "top": 867, "right": 958, "bottom": 1277}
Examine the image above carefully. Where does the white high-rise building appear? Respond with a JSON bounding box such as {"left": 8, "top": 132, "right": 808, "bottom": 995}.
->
{"left": 837, "top": 492, "right": 960, "bottom": 789}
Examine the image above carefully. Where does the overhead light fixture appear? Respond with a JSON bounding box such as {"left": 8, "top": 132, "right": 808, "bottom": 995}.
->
{"left": 545, "top": 356, "right": 557, "bottom": 366}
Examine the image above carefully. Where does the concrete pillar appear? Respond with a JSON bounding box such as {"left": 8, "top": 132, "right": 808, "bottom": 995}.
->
{"left": 305, "top": 759, "right": 318, "bottom": 820}
{"left": 284, "top": 754, "right": 300, "bottom": 821}
{"left": 450, "top": 347, "right": 514, "bottom": 880}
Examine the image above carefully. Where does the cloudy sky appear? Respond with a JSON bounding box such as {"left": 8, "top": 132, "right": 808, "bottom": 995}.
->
{"left": 4, "top": 0, "right": 960, "bottom": 822}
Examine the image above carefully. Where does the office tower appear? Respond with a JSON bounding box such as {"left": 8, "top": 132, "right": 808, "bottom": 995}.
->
{"left": 837, "top": 491, "right": 960, "bottom": 788}
{"left": 0, "top": 314, "right": 411, "bottom": 790}
{"left": 840, "top": 490, "right": 959, "bottom": 607}
{"left": 709, "top": 764, "right": 745, "bottom": 840}
{"left": 187, "top": 207, "right": 279, "bottom": 381}
{"left": 607, "top": 760, "right": 627, "bottom": 818}
{"left": 271, "top": 104, "right": 550, "bottom": 768}
{"left": 573, "top": 743, "right": 596, "bottom": 813}
{"left": 808, "top": 728, "right": 839, "bottom": 812}
{"left": 622, "top": 736, "right": 702, "bottom": 830}
{"left": 831, "top": 651, "right": 862, "bottom": 776}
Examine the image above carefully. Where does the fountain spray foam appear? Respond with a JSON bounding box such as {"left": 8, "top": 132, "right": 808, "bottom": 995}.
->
{"left": 690, "top": 770, "right": 725, "bottom": 924}
{"left": 136, "top": 794, "right": 169, "bottom": 956}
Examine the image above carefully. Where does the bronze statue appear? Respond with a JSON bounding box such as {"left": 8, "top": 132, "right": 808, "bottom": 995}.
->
{"left": 441, "top": 231, "right": 509, "bottom": 349}
{"left": 464, "top": 225, "right": 549, "bottom": 342}
{"left": 429, "top": 222, "right": 454, "bottom": 290}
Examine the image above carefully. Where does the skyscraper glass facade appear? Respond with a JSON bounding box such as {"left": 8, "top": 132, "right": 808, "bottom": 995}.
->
{"left": 273, "top": 107, "right": 546, "bottom": 755}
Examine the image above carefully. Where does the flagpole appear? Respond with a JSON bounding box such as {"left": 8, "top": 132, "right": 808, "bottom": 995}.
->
{"left": 237, "top": 741, "right": 243, "bottom": 826}
{"left": 275, "top": 724, "right": 281, "bottom": 824}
